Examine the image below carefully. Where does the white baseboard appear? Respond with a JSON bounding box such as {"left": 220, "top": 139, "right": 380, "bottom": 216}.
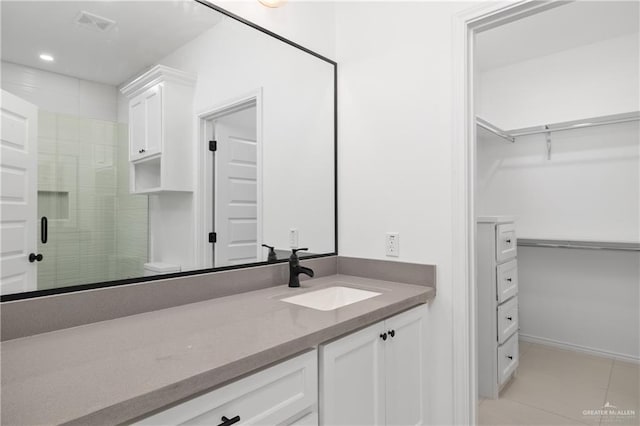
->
{"left": 519, "top": 334, "right": 640, "bottom": 364}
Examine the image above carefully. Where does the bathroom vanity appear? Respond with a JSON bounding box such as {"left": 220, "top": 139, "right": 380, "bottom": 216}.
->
{"left": 0, "top": 264, "right": 435, "bottom": 425}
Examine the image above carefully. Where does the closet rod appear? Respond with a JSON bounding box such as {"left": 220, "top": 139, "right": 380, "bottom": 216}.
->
{"left": 508, "top": 111, "right": 640, "bottom": 137}
{"left": 476, "top": 117, "right": 515, "bottom": 143}
{"left": 517, "top": 238, "right": 640, "bottom": 252}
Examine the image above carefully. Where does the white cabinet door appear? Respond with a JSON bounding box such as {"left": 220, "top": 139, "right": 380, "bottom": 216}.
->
{"left": 385, "top": 305, "right": 427, "bottom": 426}
{"left": 129, "top": 86, "right": 163, "bottom": 161}
{"left": 319, "top": 321, "right": 386, "bottom": 426}
{"left": 144, "top": 87, "right": 162, "bottom": 156}
{"left": 129, "top": 95, "right": 146, "bottom": 160}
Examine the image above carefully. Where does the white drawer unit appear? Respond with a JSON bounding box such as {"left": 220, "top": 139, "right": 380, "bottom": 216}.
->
{"left": 497, "top": 259, "right": 518, "bottom": 303}
{"left": 477, "top": 217, "right": 520, "bottom": 399}
{"left": 136, "top": 350, "right": 318, "bottom": 425}
{"left": 497, "top": 296, "right": 519, "bottom": 344}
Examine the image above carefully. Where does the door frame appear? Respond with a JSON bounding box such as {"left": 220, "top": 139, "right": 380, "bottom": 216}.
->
{"left": 195, "top": 89, "right": 263, "bottom": 268}
{"left": 451, "top": 1, "right": 569, "bottom": 423}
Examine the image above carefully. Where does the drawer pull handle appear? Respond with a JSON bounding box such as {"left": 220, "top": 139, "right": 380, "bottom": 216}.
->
{"left": 506, "top": 278, "right": 512, "bottom": 282}
{"left": 507, "top": 316, "right": 513, "bottom": 321}
{"left": 506, "top": 239, "right": 512, "bottom": 244}
{"left": 388, "top": 329, "right": 395, "bottom": 338}
{"left": 138, "top": 148, "right": 146, "bottom": 154}
{"left": 218, "top": 415, "right": 240, "bottom": 426}
{"left": 380, "top": 332, "right": 388, "bottom": 341}
{"left": 506, "top": 355, "right": 513, "bottom": 360}
{"left": 29, "top": 253, "right": 43, "bottom": 263}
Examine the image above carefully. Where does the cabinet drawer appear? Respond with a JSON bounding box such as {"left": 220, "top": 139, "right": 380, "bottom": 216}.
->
{"left": 136, "top": 350, "right": 317, "bottom": 425}
{"left": 496, "top": 259, "right": 518, "bottom": 303}
{"left": 498, "top": 333, "right": 519, "bottom": 386}
{"left": 497, "top": 297, "right": 518, "bottom": 344}
{"left": 496, "top": 223, "right": 517, "bottom": 262}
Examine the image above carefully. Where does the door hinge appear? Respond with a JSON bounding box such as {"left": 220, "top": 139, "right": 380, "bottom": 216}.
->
{"left": 209, "top": 232, "right": 217, "bottom": 243}
{"left": 209, "top": 140, "right": 217, "bottom": 152}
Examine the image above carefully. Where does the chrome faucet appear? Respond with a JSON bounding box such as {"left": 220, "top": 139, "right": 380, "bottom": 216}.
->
{"left": 288, "top": 248, "right": 314, "bottom": 288}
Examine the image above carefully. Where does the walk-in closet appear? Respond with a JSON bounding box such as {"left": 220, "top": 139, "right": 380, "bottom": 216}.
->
{"left": 474, "top": 2, "right": 639, "bottom": 424}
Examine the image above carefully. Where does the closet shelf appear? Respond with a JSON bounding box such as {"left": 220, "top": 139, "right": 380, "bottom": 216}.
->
{"left": 476, "top": 111, "right": 640, "bottom": 142}
{"left": 517, "top": 238, "right": 640, "bottom": 252}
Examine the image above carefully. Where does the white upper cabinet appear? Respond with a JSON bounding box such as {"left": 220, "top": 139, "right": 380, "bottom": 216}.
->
{"left": 120, "top": 65, "right": 195, "bottom": 193}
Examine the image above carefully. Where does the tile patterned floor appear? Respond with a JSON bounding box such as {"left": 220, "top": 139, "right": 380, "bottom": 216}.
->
{"left": 478, "top": 342, "right": 639, "bottom": 425}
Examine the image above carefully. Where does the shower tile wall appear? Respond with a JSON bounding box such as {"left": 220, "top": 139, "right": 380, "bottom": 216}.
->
{"left": 37, "top": 112, "right": 148, "bottom": 290}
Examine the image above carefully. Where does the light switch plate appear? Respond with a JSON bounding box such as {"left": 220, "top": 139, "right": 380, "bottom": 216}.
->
{"left": 289, "top": 228, "right": 299, "bottom": 248}
{"left": 386, "top": 232, "right": 399, "bottom": 257}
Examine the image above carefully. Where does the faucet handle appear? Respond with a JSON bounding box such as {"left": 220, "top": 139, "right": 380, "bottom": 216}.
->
{"left": 292, "top": 248, "right": 308, "bottom": 255}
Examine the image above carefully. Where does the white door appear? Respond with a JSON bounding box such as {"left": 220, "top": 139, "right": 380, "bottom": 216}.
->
{"left": 385, "top": 305, "right": 427, "bottom": 426}
{"left": 214, "top": 105, "right": 259, "bottom": 266}
{"left": 319, "top": 321, "right": 386, "bottom": 425}
{"left": 1, "top": 90, "right": 38, "bottom": 295}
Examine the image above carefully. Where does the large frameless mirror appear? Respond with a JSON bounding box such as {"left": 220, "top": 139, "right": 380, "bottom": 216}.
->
{"left": 0, "top": 0, "right": 336, "bottom": 299}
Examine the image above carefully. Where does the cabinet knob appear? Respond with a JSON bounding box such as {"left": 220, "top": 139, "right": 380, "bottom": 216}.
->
{"left": 506, "top": 316, "right": 513, "bottom": 321}
{"left": 138, "top": 148, "right": 146, "bottom": 154}
{"left": 388, "top": 329, "right": 395, "bottom": 338}
{"left": 506, "top": 239, "right": 512, "bottom": 244}
{"left": 506, "top": 355, "right": 513, "bottom": 360}
{"left": 29, "top": 253, "right": 43, "bottom": 263}
{"left": 506, "top": 278, "right": 512, "bottom": 282}
{"left": 380, "top": 332, "right": 387, "bottom": 341}
{"left": 218, "top": 415, "right": 240, "bottom": 426}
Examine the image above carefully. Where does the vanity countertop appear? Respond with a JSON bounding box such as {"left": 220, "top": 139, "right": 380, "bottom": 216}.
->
{"left": 1, "top": 274, "right": 434, "bottom": 425}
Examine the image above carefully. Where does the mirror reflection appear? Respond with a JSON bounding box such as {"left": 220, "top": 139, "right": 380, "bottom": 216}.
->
{"left": 0, "top": 1, "right": 335, "bottom": 296}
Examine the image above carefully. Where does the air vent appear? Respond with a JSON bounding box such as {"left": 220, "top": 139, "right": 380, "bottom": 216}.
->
{"left": 74, "top": 11, "right": 116, "bottom": 32}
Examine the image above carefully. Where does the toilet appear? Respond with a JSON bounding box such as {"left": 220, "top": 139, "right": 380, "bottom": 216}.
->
{"left": 143, "top": 262, "right": 181, "bottom": 277}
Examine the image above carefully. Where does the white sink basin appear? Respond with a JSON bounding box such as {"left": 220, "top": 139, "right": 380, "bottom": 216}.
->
{"left": 281, "top": 286, "right": 382, "bottom": 311}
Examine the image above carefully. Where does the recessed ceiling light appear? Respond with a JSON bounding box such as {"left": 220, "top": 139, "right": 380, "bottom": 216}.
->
{"left": 39, "top": 53, "right": 54, "bottom": 62}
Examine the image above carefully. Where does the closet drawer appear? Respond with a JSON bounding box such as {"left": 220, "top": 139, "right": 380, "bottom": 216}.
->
{"left": 496, "top": 259, "right": 518, "bottom": 303}
{"left": 498, "top": 333, "right": 519, "bottom": 386}
{"left": 136, "top": 350, "right": 317, "bottom": 425}
{"left": 496, "top": 223, "right": 517, "bottom": 262}
{"left": 497, "top": 297, "right": 518, "bottom": 344}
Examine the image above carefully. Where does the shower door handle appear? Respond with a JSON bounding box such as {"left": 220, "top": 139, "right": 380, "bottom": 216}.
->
{"left": 41, "top": 216, "right": 48, "bottom": 244}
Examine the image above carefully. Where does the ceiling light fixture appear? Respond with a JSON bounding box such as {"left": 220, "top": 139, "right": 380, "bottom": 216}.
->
{"left": 39, "top": 53, "right": 54, "bottom": 62}
{"left": 258, "top": 0, "right": 286, "bottom": 8}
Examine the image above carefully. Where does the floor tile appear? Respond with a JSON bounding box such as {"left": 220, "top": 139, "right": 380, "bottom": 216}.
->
{"left": 517, "top": 344, "right": 613, "bottom": 390}
{"left": 520, "top": 340, "right": 533, "bottom": 358}
{"left": 501, "top": 368, "right": 608, "bottom": 424}
{"left": 609, "top": 361, "right": 640, "bottom": 398}
{"left": 478, "top": 397, "right": 588, "bottom": 425}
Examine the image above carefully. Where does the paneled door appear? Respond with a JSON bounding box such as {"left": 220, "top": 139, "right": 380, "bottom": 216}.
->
{"left": 1, "top": 90, "right": 38, "bottom": 294}
{"left": 385, "top": 305, "right": 427, "bottom": 426}
{"left": 213, "top": 104, "right": 260, "bottom": 266}
{"left": 319, "top": 321, "right": 386, "bottom": 425}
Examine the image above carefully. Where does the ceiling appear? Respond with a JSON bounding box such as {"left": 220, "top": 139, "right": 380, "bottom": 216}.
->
{"left": 476, "top": 1, "right": 640, "bottom": 71}
{"left": 1, "top": 1, "right": 223, "bottom": 86}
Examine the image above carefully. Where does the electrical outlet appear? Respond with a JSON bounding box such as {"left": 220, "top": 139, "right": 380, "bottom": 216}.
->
{"left": 289, "top": 228, "right": 299, "bottom": 248}
{"left": 386, "top": 232, "right": 399, "bottom": 257}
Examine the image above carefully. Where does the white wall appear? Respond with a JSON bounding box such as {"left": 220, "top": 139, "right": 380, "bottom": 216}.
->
{"left": 335, "top": 2, "right": 473, "bottom": 424}
{"left": 518, "top": 246, "right": 640, "bottom": 360}
{"left": 216, "top": 0, "right": 336, "bottom": 60}
{"left": 2, "top": 61, "right": 117, "bottom": 122}
{"left": 477, "top": 30, "right": 640, "bottom": 359}
{"left": 477, "top": 33, "right": 640, "bottom": 129}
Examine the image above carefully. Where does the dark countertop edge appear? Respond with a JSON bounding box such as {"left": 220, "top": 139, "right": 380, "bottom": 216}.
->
{"left": 64, "top": 287, "right": 435, "bottom": 426}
